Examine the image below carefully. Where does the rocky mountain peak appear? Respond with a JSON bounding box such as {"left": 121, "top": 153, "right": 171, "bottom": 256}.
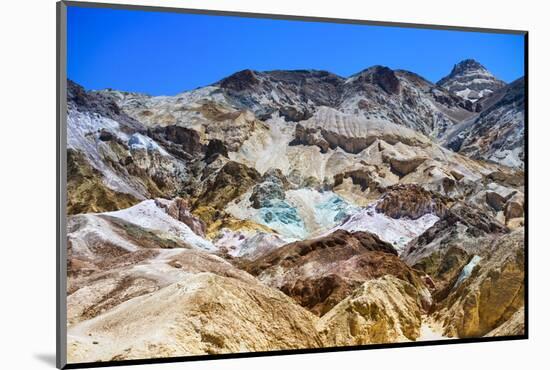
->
{"left": 437, "top": 59, "right": 505, "bottom": 102}
{"left": 219, "top": 69, "right": 261, "bottom": 91}
{"left": 216, "top": 69, "right": 345, "bottom": 122}
{"left": 450, "top": 59, "right": 486, "bottom": 75}
{"left": 349, "top": 65, "right": 401, "bottom": 95}
{"left": 67, "top": 79, "right": 144, "bottom": 133}
{"left": 437, "top": 59, "right": 506, "bottom": 102}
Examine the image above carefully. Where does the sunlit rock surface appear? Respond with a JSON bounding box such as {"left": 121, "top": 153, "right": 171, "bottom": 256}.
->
{"left": 65, "top": 58, "right": 525, "bottom": 363}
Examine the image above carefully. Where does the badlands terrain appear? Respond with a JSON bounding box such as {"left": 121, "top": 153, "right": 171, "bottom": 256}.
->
{"left": 66, "top": 59, "right": 525, "bottom": 363}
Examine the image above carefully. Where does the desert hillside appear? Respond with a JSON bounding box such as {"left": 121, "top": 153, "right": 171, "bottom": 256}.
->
{"left": 66, "top": 59, "right": 525, "bottom": 364}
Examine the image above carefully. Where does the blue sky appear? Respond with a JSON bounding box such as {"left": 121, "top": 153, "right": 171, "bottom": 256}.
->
{"left": 67, "top": 6, "right": 525, "bottom": 96}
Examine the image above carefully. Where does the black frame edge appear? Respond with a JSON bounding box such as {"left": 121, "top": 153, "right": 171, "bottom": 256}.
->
{"left": 57, "top": 1, "right": 529, "bottom": 369}
{"left": 57, "top": 1, "right": 68, "bottom": 369}
{"left": 523, "top": 31, "right": 529, "bottom": 339}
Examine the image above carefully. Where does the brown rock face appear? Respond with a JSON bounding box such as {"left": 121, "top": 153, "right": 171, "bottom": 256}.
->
{"left": 292, "top": 124, "right": 385, "bottom": 155}
{"left": 375, "top": 184, "right": 447, "bottom": 220}
{"left": 355, "top": 66, "right": 401, "bottom": 95}
{"left": 321, "top": 129, "right": 380, "bottom": 154}
{"left": 373, "top": 67, "right": 401, "bottom": 94}
{"left": 389, "top": 157, "right": 427, "bottom": 177}
{"left": 204, "top": 139, "right": 229, "bottom": 163}
{"left": 408, "top": 202, "right": 506, "bottom": 250}
{"left": 425, "top": 247, "right": 471, "bottom": 302}
{"left": 248, "top": 230, "right": 398, "bottom": 274}
{"left": 334, "top": 168, "right": 379, "bottom": 192}
{"left": 450, "top": 202, "right": 508, "bottom": 235}
{"left": 155, "top": 198, "right": 207, "bottom": 237}
{"left": 219, "top": 69, "right": 344, "bottom": 122}
{"left": 433, "top": 231, "right": 525, "bottom": 338}
{"left": 317, "top": 276, "right": 423, "bottom": 345}
{"left": 504, "top": 193, "right": 524, "bottom": 221}
{"left": 67, "top": 149, "right": 140, "bottom": 215}
{"left": 504, "top": 201, "right": 523, "bottom": 220}
{"left": 404, "top": 201, "right": 506, "bottom": 247}
{"left": 68, "top": 273, "right": 323, "bottom": 363}
{"left": 402, "top": 201, "right": 510, "bottom": 309}
{"left": 219, "top": 69, "right": 261, "bottom": 90}
{"left": 486, "top": 307, "right": 525, "bottom": 337}
{"left": 486, "top": 191, "right": 506, "bottom": 211}
{"left": 98, "top": 129, "right": 114, "bottom": 141}
{"left": 194, "top": 161, "right": 261, "bottom": 210}
{"left": 290, "top": 124, "right": 331, "bottom": 153}
{"left": 244, "top": 230, "right": 429, "bottom": 316}
{"left": 152, "top": 125, "right": 203, "bottom": 156}
{"left": 487, "top": 169, "right": 524, "bottom": 187}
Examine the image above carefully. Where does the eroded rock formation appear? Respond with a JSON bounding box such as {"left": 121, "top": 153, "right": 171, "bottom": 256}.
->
{"left": 65, "top": 57, "right": 525, "bottom": 363}
{"left": 317, "top": 276, "right": 424, "bottom": 345}
{"left": 243, "top": 230, "right": 430, "bottom": 316}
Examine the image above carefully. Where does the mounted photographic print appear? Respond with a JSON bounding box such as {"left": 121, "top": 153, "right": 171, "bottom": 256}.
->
{"left": 56, "top": 1, "right": 528, "bottom": 368}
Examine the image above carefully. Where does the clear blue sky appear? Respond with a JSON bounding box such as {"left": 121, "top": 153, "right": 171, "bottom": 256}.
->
{"left": 67, "top": 6, "right": 525, "bottom": 96}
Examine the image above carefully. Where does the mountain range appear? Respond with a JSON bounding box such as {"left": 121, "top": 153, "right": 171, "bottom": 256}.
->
{"left": 65, "top": 59, "right": 525, "bottom": 363}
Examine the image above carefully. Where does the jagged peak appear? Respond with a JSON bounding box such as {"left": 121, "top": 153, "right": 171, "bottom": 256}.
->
{"left": 451, "top": 59, "right": 487, "bottom": 73}
{"left": 436, "top": 59, "right": 505, "bottom": 103}
{"left": 347, "top": 65, "right": 400, "bottom": 94}
{"left": 351, "top": 65, "right": 394, "bottom": 77}
{"left": 217, "top": 68, "right": 345, "bottom": 91}
{"left": 438, "top": 58, "right": 498, "bottom": 84}
{"left": 218, "top": 69, "right": 261, "bottom": 90}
